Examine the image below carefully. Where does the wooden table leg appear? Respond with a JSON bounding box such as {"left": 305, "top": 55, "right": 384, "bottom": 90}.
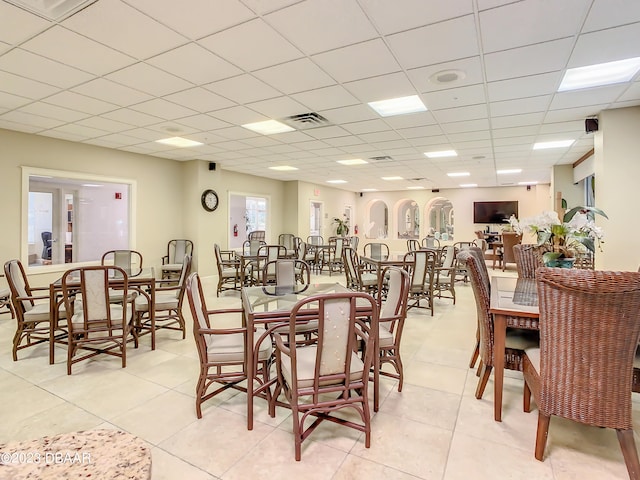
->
{"left": 245, "top": 311, "right": 255, "bottom": 431}
{"left": 49, "top": 284, "right": 56, "bottom": 365}
{"left": 493, "top": 313, "right": 506, "bottom": 422}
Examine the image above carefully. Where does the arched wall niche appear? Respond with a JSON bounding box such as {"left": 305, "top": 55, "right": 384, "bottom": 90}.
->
{"left": 424, "top": 197, "right": 454, "bottom": 241}
{"left": 394, "top": 198, "right": 419, "bottom": 239}
{"left": 365, "top": 199, "right": 389, "bottom": 239}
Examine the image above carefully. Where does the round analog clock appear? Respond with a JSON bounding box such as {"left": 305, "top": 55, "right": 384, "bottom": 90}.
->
{"left": 201, "top": 189, "right": 219, "bottom": 212}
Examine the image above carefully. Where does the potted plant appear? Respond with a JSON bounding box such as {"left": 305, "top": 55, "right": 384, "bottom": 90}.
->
{"left": 333, "top": 216, "right": 349, "bottom": 236}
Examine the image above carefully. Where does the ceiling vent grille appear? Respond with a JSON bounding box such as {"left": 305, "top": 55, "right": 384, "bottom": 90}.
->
{"left": 282, "top": 112, "right": 330, "bottom": 129}
{"left": 369, "top": 155, "right": 393, "bottom": 162}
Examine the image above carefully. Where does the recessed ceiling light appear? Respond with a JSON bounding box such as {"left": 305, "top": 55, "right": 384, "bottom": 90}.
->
{"left": 327, "top": 180, "right": 347, "bottom": 184}
{"left": 460, "top": 183, "right": 478, "bottom": 188}
{"left": 368, "top": 95, "right": 427, "bottom": 117}
{"left": 447, "top": 172, "right": 470, "bottom": 177}
{"left": 381, "top": 176, "right": 403, "bottom": 181}
{"left": 407, "top": 186, "right": 425, "bottom": 190}
{"left": 82, "top": 184, "right": 103, "bottom": 188}
{"left": 361, "top": 188, "right": 378, "bottom": 192}
{"left": 518, "top": 181, "right": 538, "bottom": 185}
{"left": 241, "top": 119, "right": 295, "bottom": 135}
{"left": 155, "top": 136, "right": 203, "bottom": 148}
{"left": 533, "top": 140, "right": 574, "bottom": 150}
{"left": 497, "top": 169, "right": 523, "bottom": 174}
{"left": 337, "top": 159, "right": 368, "bottom": 165}
{"left": 424, "top": 150, "right": 457, "bottom": 158}
{"left": 558, "top": 57, "right": 640, "bottom": 92}
{"left": 269, "top": 166, "right": 298, "bottom": 171}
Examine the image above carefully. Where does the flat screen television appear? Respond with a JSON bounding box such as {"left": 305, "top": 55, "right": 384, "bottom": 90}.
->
{"left": 473, "top": 201, "right": 518, "bottom": 224}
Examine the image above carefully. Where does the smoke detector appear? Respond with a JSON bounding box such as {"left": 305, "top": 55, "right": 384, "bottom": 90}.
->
{"left": 429, "top": 69, "right": 466, "bottom": 85}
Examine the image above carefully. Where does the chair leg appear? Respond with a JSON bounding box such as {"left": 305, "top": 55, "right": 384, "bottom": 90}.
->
{"left": 476, "top": 359, "right": 483, "bottom": 377}
{"left": 523, "top": 380, "right": 531, "bottom": 413}
{"left": 469, "top": 340, "right": 479, "bottom": 369}
{"left": 534, "top": 413, "right": 551, "bottom": 461}
{"left": 475, "top": 364, "right": 492, "bottom": 399}
{"left": 617, "top": 429, "right": 640, "bottom": 480}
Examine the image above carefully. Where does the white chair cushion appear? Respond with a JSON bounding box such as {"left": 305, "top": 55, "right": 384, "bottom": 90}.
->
{"left": 524, "top": 346, "right": 540, "bottom": 373}
{"left": 507, "top": 331, "right": 539, "bottom": 353}
{"left": 361, "top": 273, "right": 378, "bottom": 286}
{"left": 280, "top": 346, "right": 364, "bottom": 389}
{"left": 272, "top": 320, "right": 319, "bottom": 335}
{"left": 71, "top": 304, "right": 132, "bottom": 331}
{"left": 24, "top": 302, "right": 66, "bottom": 322}
{"left": 378, "top": 323, "right": 394, "bottom": 348}
{"left": 135, "top": 292, "right": 178, "bottom": 311}
{"left": 161, "top": 264, "right": 182, "bottom": 272}
{"left": 221, "top": 268, "right": 238, "bottom": 278}
{"left": 205, "top": 329, "right": 272, "bottom": 363}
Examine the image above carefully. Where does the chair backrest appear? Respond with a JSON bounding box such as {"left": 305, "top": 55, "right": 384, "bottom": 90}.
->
{"left": 307, "top": 235, "right": 323, "bottom": 246}
{"left": 41, "top": 231, "right": 52, "bottom": 260}
{"left": 378, "top": 266, "right": 410, "bottom": 324}
{"left": 343, "top": 247, "right": 360, "bottom": 290}
{"left": 513, "top": 244, "right": 545, "bottom": 279}
{"left": 453, "top": 241, "right": 473, "bottom": 251}
{"left": 278, "top": 233, "right": 295, "bottom": 250}
{"left": 464, "top": 246, "right": 489, "bottom": 289}
{"left": 296, "top": 241, "right": 307, "bottom": 261}
{"left": 458, "top": 251, "right": 493, "bottom": 367}
{"left": 262, "top": 259, "right": 294, "bottom": 286}
{"left": 168, "top": 239, "right": 193, "bottom": 264}
{"left": 348, "top": 236, "right": 359, "bottom": 252}
{"left": 248, "top": 230, "right": 265, "bottom": 241}
{"left": 284, "top": 291, "right": 379, "bottom": 389}
{"left": 213, "top": 243, "right": 224, "bottom": 273}
{"left": 258, "top": 245, "right": 286, "bottom": 280}
{"left": 101, "top": 250, "right": 143, "bottom": 275}
{"left": 176, "top": 255, "right": 193, "bottom": 301}
{"left": 536, "top": 268, "right": 640, "bottom": 428}
{"left": 332, "top": 237, "right": 345, "bottom": 258}
{"left": 244, "top": 239, "right": 265, "bottom": 255}
{"left": 422, "top": 236, "right": 440, "bottom": 249}
{"left": 4, "top": 259, "right": 34, "bottom": 313}
{"left": 472, "top": 238, "right": 487, "bottom": 251}
{"left": 364, "top": 242, "right": 389, "bottom": 259}
{"left": 62, "top": 265, "right": 128, "bottom": 334}
{"left": 441, "top": 245, "right": 456, "bottom": 269}
{"left": 404, "top": 249, "right": 436, "bottom": 293}
{"left": 501, "top": 232, "right": 521, "bottom": 266}
{"left": 407, "top": 239, "right": 420, "bottom": 252}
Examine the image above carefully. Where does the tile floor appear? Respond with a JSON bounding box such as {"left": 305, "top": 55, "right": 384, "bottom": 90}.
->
{"left": 0, "top": 269, "right": 638, "bottom": 479}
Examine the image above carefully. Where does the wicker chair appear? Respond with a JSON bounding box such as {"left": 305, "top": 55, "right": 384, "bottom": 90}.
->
{"left": 214, "top": 244, "right": 240, "bottom": 296}
{"left": 363, "top": 242, "right": 389, "bottom": 259}
{"left": 421, "top": 236, "right": 440, "bottom": 249}
{"left": 462, "top": 247, "right": 489, "bottom": 370}
{"left": 523, "top": 268, "right": 640, "bottom": 478}
{"left": 513, "top": 244, "right": 546, "bottom": 278}
{"left": 343, "top": 247, "right": 378, "bottom": 293}
{"left": 407, "top": 239, "right": 420, "bottom": 251}
{"left": 404, "top": 249, "right": 437, "bottom": 316}
{"left": 500, "top": 232, "right": 521, "bottom": 271}
{"left": 320, "top": 236, "right": 346, "bottom": 275}
{"left": 457, "top": 251, "right": 538, "bottom": 400}
{"left": 261, "top": 259, "right": 310, "bottom": 286}
{"left": 161, "top": 239, "right": 193, "bottom": 280}
{"left": 433, "top": 245, "right": 456, "bottom": 304}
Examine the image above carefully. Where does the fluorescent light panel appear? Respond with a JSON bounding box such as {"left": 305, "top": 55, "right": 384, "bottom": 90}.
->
{"left": 424, "top": 150, "right": 457, "bottom": 158}
{"left": 381, "top": 176, "right": 403, "bottom": 181}
{"left": 559, "top": 57, "right": 640, "bottom": 92}
{"left": 533, "top": 140, "right": 574, "bottom": 150}
{"left": 241, "top": 120, "right": 294, "bottom": 135}
{"left": 269, "top": 166, "right": 298, "bottom": 171}
{"left": 337, "top": 159, "right": 368, "bottom": 165}
{"left": 327, "top": 180, "right": 347, "bottom": 184}
{"left": 407, "top": 186, "right": 425, "bottom": 190}
{"left": 361, "top": 188, "right": 377, "bottom": 192}
{"left": 155, "top": 136, "right": 203, "bottom": 148}
{"left": 368, "top": 95, "right": 427, "bottom": 117}
{"left": 519, "top": 181, "right": 538, "bottom": 185}
{"left": 460, "top": 183, "right": 477, "bottom": 188}
{"left": 497, "top": 169, "right": 522, "bottom": 174}
{"left": 447, "top": 172, "right": 470, "bottom": 177}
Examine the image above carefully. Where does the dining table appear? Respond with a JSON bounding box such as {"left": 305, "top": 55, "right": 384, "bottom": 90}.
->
{"left": 241, "top": 282, "right": 377, "bottom": 430}
{"left": 489, "top": 275, "right": 539, "bottom": 422}
{"left": 48, "top": 267, "right": 156, "bottom": 364}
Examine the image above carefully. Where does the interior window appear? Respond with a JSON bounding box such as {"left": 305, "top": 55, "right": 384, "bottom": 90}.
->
{"left": 23, "top": 167, "right": 134, "bottom": 271}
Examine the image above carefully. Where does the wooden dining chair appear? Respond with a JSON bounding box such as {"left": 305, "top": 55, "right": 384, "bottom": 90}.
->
{"left": 523, "top": 268, "right": 640, "bottom": 478}
{"left": 343, "top": 247, "right": 378, "bottom": 293}
{"left": 214, "top": 243, "right": 240, "bottom": 296}
{"left": 462, "top": 247, "right": 489, "bottom": 371}
{"left": 403, "top": 249, "right": 437, "bottom": 316}
{"left": 161, "top": 239, "right": 193, "bottom": 280}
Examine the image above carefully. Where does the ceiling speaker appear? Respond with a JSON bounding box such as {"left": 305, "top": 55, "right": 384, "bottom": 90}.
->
{"left": 208, "top": 162, "right": 216, "bottom": 171}
{"left": 585, "top": 118, "right": 598, "bottom": 133}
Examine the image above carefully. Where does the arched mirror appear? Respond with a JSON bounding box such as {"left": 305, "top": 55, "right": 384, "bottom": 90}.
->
{"left": 397, "top": 200, "right": 419, "bottom": 239}
{"left": 426, "top": 197, "right": 454, "bottom": 241}
{"left": 366, "top": 200, "right": 388, "bottom": 239}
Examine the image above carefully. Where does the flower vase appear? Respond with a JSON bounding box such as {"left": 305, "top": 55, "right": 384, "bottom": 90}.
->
{"left": 544, "top": 257, "right": 576, "bottom": 268}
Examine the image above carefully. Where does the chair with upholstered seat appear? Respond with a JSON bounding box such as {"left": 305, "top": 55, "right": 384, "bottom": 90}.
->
{"left": 186, "top": 272, "right": 272, "bottom": 419}
{"left": 4, "top": 259, "right": 67, "bottom": 362}
{"left": 248, "top": 230, "right": 266, "bottom": 242}
{"left": 421, "top": 236, "right": 440, "bottom": 249}
{"left": 278, "top": 233, "right": 296, "bottom": 257}
{"left": 270, "top": 291, "right": 379, "bottom": 460}
{"left": 343, "top": 247, "right": 378, "bottom": 293}
{"left": 320, "top": 236, "right": 346, "bottom": 275}
{"left": 433, "top": 245, "right": 456, "bottom": 305}
{"left": 250, "top": 244, "right": 286, "bottom": 285}
{"left": 41, "top": 231, "right": 52, "bottom": 261}
{"left": 363, "top": 242, "right": 389, "bottom": 259}
{"left": 135, "top": 254, "right": 191, "bottom": 350}
{"left": 214, "top": 244, "right": 240, "bottom": 296}
{"left": 457, "top": 251, "right": 538, "bottom": 401}
{"left": 261, "top": 259, "right": 311, "bottom": 286}
{"left": 404, "top": 249, "right": 437, "bottom": 316}
{"left": 500, "top": 232, "right": 521, "bottom": 271}
{"left": 161, "top": 239, "right": 193, "bottom": 280}
{"left": 407, "top": 239, "right": 420, "bottom": 252}
{"left": 101, "top": 249, "right": 143, "bottom": 274}
{"left": 62, "top": 265, "right": 136, "bottom": 374}
{"left": 462, "top": 247, "right": 490, "bottom": 371}
{"left": 523, "top": 268, "right": 640, "bottom": 478}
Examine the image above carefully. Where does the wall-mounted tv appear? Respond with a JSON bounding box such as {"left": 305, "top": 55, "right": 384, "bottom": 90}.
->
{"left": 473, "top": 201, "right": 518, "bottom": 224}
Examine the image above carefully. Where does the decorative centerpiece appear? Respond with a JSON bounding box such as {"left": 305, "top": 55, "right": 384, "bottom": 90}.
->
{"left": 509, "top": 206, "right": 607, "bottom": 268}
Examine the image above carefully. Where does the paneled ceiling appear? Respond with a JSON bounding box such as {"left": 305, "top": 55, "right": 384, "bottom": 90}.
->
{"left": 1, "top": 0, "right": 639, "bottom": 192}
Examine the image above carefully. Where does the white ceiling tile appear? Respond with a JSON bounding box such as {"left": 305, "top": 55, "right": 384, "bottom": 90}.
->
{"left": 0, "top": 49, "right": 92, "bottom": 88}
{"left": 490, "top": 112, "right": 545, "bottom": 129}
{"left": 164, "top": 87, "right": 235, "bottom": 113}
{"left": 343, "top": 72, "right": 417, "bottom": 103}
{"left": 538, "top": 120, "right": 584, "bottom": 135}
{"left": 19, "top": 102, "right": 90, "bottom": 122}
{"left": 72, "top": 78, "right": 153, "bottom": 107}
{"left": 0, "top": 91, "right": 32, "bottom": 110}
{"left": 21, "top": 26, "right": 135, "bottom": 75}
{"left": 397, "top": 125, "right": 444, "bottom": 139}
{"left": 214, "top": 126, "right": 262, "bottom": 140}
{"left": 129, "top": 98, "right": 197, "bottom": 120}
{"left": 106, "top": 63, "right": 194, "bottom": 96}
{"left": 484, "top": 38, "right": 573, "bottom": 82}
{"left": 198, "top": 18, "right": 302, "bottom": 71}
{"left": 127, "top": 0, "right": 255, "bottom": 39}
{"left": 90, "top": 132, "right": 145, "bottom": 146}
{"left": 479, "top": 0, "right": 589, "bottom": 53}
{"left": 253, "top": 58, "right": 335, "bottom": 94}
{"left": 210, "top": 105, "right": 267, "bottom": 125}
{"left": 63, "top": 0, "right": 188, "bottom": 59}
{"left": 174, "top": 114, "right": 231, "bottom": 132}
{"left": 75, "top": 116, "right": 137, "bottom": 133}
{"left": 583, "top": 0, "right": 640, "bottom": 33}
{"left": 291, "top": 85, "right": 360, "bottom": 111}
{"left": 0, "top": 2, "right": 50, "bottom": 44}
{"left": 384, "top": 111, "right": 437, "bottom": 129}
{"left": 0, "top": 110, "right": 63, "bottom": 129}
{"left": 320, "top": 104, "right": 378, "bottom": 124}
{"left": 322, "top": 136, "right": 365, "bottom": 147}
{"left": 550, "top": 85, "right": 628, "bottom": 110}
{"left": 360, "top": 0, "right": 473, "bottom": 35}
{"left": 265, "top": 0, "right": 377, "bottom": 55}
{"left": 492, "top": 127, "right": 539, "bottom": 139}
{"left": 408, "top": 56, "right": 484, "bottom": 93}
{"left": 44, "top": 91, "right": 119, "bottom": 115}
{"left": 204, "top": 74, "right": 281, "bottom": 104}
{"left": 544, "top": 105, "right": 609, "bottom": 123}
{"left": 303, "top": 125, "right": 351, "bottom": 140}
{"left": 145, "top": 121, "right": 199, "bottom": 136}
{"left": 246, "top": 96, "right": 308, "bottom": 118}
{"left": 147, "top": 43, "right": 241, "bottom": 84}
{"left": 423, "top": 84, "right": 486, "bottom": 111}
{"left": 490, "top": 95, "right": 551, "bottom": 117}
{"left": 487, "top": 72, "right": 562, "bottom": 102}
{"left": 239, "top": 136, "right": 281, "bottom": 148}
{"left": 102, "top": 108, "right": 163, "bottom": 127}
{"left": 269, "top": 130, "right": 315, "bottom": 143}
{"left": 342, "top": 119, "right": 390, "bottom": 135}
{"left": 0, "top": 118, "right": 42, "bottom": 133}
{"left": 617, "top": 82, "right": 640, "bottom": 103}
{"left": 434, "top": 104, "right": 488, "bottom": 123}
{"left": 313, "top": 38, "right": 402, "bottom": 84}
{"left": 44, "top": 122, "right": 108, "bottom": 138}
{"left": 119, "top": 128, "right": 168, "bottom": 142}
{"left": 386, "top": 16, "right": 479, "bottom": 69}
{"left": 441, "top": 119, "right": 490, "bottom": 134}
{"left": 39, "top": 129, "right": 86, "bottom": 142}
{"left": 568, "top": 22, "right": 640, "bottom": 68}
{"left": 359, "top": 130, "right": 402, "bottom": 143}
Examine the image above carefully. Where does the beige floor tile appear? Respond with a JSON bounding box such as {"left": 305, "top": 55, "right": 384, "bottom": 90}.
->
{"left": 150, "top": 447, "right": 218, "bottom": 480}
{"left": 158, "top": 407, "right": 272, "bottom": 477}
{"left": 333, "top": 455, "right": 422, "bottom": 480}
{"left": 403, "top": 359, "right": 468, "bottom": 395}
{"left": 0, "top": 385, "right": 66, "bottom": 438}
{"left": 127, "top": 354, "right": 199, "bottom": 389}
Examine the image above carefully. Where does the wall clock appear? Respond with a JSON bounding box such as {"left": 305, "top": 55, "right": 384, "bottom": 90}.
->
{"left": 201, "top": 189, "right": 219, "bottom": 212}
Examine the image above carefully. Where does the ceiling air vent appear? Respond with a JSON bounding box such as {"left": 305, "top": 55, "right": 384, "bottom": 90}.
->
{"left": 369, "top": 155, "right": 393, "bottom": 162}
{"left": 282, "top": 112, "right": 330, "bottom": 129}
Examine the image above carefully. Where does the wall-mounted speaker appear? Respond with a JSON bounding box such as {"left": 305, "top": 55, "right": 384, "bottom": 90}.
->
{"left": 359, "top": 192, "right": 363, "bottom": 197}
{"left": 585, "top": 118, "right": 598, "bottom": 133}
{"left": 526, "top": 185, "right": 531, "bottom": 191}
{"left": 208, "top": 162, "right": 216, "bottom": 171}
{"left": 431, "top": 188, "right": 440, "bottom": 193}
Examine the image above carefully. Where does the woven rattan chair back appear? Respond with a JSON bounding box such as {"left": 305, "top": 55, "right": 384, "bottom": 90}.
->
{"left": 513, "top": 244, "right": 545, "bottom": 278}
